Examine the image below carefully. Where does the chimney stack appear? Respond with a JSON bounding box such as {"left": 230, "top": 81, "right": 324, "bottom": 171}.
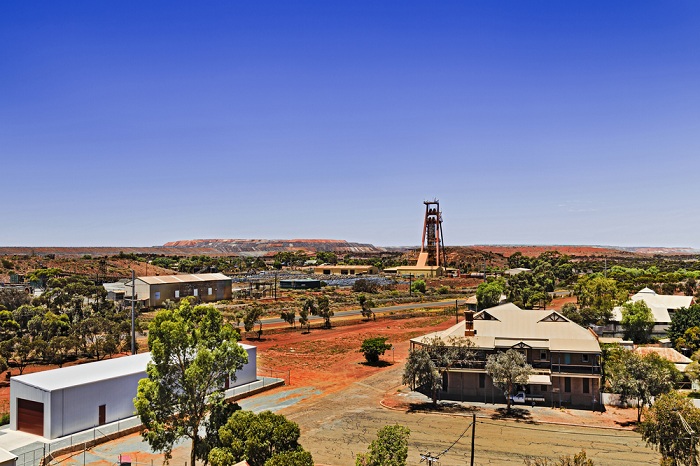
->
{"left": 464, "top": 310, "right": 475, "bottom": 337}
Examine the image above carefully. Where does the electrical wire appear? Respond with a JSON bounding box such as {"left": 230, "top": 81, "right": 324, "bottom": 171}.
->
{"left": 476, "top": 419, "right": 642, "bottom": 438}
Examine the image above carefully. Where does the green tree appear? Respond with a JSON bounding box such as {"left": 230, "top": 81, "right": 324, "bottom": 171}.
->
{"left": 263, "top": 449, "right": 314, "bottom": 466}
{"left": 209, "top": 410, "right": 311, "bottom": 466}
{"left": 402, "top": 336, "right": 474, "bottom": 405}
{"left": 134, "top": 301, "right": 248, "bottom": 465}
{"left": 358, "top": 294, "right": 375, "bottom": 320}
{"left": 607, "top": 351, "right": 678, "bottom": 422}
{"left": 485, "top": 349, "right": 532, "bottom": 413}
{"left": 8, "top": 336, "right": 34, "bottom": 375}
{"left": 621, "top": 301, "right": 655, "bottom": 343}
{"left": 0, "top": 288, "right": 31, "bottom": 312}
{"left": 573, "top": 275, "right": 626, "bottom": 325}
{"left": 639, "top": 391, "right": 700, "bottom": 466}
{"left": 280, "top": 310, "right": 296, "bottom": 328}
{"left": 355, "top": 424, "right": 410, "bottom": 466}
{"left": 313, "top": 296, "right": 333, "bottom": 329}
{"left": 360, "top": 337, "right": 392, "bottom": 364}
{"left": 476, "top": 280, "right": 504, "bottom": 310}
{"left": 669, "top": 305, "right": 700, "bottom": 353}
{"left": 244, "top": 304, "right": 264, "bottom": 339}
{"left": 298, "top": 306, "right": 310, "bottom": 333}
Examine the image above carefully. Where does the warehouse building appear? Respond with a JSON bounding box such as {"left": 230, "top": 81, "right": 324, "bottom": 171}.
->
{"left": 313, "top": 265, "right": 379, "bottom": 275}
{"left": 10, "top": 345, "right": 257, "bottom": 440}
{"left": 124, "top": 273, "right": 232, "bottom": 308}
{"left": 279, "top": 279, "right": 322, "bottom": 290}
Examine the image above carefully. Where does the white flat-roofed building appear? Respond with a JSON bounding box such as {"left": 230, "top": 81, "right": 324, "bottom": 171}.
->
{"left": 10, "top": 344, "right": 257, "bottom": 440}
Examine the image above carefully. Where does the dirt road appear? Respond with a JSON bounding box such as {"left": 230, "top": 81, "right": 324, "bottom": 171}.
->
{"left": 281, "top": 364, "right": 660, "bottom": 466}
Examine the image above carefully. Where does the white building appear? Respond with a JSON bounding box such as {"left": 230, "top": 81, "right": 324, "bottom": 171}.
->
{"left": 607, "top": 287, "right": 694, "bottom": 337}
{"left": 10, "top": 345, "right": 256, "bottom": 440}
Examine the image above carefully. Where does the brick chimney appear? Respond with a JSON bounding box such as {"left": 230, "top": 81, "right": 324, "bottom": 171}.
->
{"left": 464, "top": 310, "right": 475, "bottom": 337}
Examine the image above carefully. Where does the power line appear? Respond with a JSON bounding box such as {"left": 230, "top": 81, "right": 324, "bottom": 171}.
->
{"left": 476, "top": 419, "right": 640, "bottom": 438}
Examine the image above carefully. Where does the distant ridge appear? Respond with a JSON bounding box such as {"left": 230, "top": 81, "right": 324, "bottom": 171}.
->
{"left": 162, "top": 238, "right": 384, "bottom": 255}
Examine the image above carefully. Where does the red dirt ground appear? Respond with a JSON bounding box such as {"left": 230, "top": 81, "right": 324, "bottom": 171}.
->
{"left": 243, "top": 314, "right": 456, "bottom": 395}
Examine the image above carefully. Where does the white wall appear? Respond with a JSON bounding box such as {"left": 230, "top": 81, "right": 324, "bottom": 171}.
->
{"left": 231, "top": 346, "right": 257, "bottom": 388}
{"left": 51, "top": 371, "right": 146, "bottom": 439}
{"left": 9, "top": 380, "right": 50, "bottom": 437}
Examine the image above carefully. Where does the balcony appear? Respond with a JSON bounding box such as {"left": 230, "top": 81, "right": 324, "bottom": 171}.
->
{"left": 551, "top": 364, "right": 601, "bottom": 375}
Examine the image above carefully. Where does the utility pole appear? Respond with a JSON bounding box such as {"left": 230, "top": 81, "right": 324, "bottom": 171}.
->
{"left": 455, "top": 299, "right": 459, "bottom": 324}
{"left": 471, "top": 413, "right": 476, "bottom": 466}
{"left": 409, "top": 274, "right": 413, "bottom": 297}
{"left": 130, "top": 270, "right": 136, "bottom": 355}
{"left": 420, "top": 452, "right": 439, "bottom": 466}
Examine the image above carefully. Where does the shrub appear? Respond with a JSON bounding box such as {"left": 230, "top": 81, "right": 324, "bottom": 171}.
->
{"left": 360, "top": 337, "right": 392, "bottom": 364}
{"left": 353, "top": 279, "right": 379, "bottom": 293}
{"left": 411, "top": 280, "right": 426, "bottom": 294}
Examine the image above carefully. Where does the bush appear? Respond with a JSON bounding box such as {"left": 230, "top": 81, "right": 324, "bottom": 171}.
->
{"left": 437, "top": 285, "right": 450, "bottom": 295}
{"left": 354, "top": 279, "right": 379, "bottom": 293}
{"left": 0, "top": 413, "right": 9, "bottom": 426}
{"left": 411, "top": 280, "right": 426, "bottom": 294}
{"left": 360, "top": 337, "right": 392, "bottom": 364}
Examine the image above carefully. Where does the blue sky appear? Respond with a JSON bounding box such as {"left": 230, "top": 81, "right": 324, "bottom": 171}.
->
{"left": 2, "top": 1, "right": 699, "bottom": 247}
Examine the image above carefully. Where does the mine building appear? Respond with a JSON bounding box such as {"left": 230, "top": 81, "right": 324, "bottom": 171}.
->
{"left": 124, "top": 273, "right": 232, "bottom": 308}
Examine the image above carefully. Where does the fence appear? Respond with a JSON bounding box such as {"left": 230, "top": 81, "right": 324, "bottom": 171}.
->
{"left": 258, "top": 367, "right": 291, "bottom": 385}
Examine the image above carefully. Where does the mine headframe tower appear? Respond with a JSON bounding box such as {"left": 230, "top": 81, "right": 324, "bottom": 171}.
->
{"left": 419, "top": 199, "right": 447, "bottom": 267}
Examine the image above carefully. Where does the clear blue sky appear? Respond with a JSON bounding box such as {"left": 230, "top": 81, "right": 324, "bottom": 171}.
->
{"left": 2, "top": 1, "right": 699, "bottom": 247}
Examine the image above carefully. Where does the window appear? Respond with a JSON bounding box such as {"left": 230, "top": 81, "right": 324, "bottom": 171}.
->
{"left": 208, "top": 288, "right": 213, "bottom": 296}
{"left": 582, "top": 354, "right": 589, "bottom": 363}
{"left": 540, "top": 350, "right": 547, "bottom": 361}
{"left": 479, "top": 373, "right": 485, "bottom": 388}
{"left": 541, "top": 385, "right": 548, "bottom": 392}
{"left": 194, "top": 289, "right": 198, "bottom": 297}
{"left": 564, "top": 353, "right": 571, "bottom": 365}
{"left": 564, "top": 377, "right": 571, "bottom": 393}
{"left": 175, "top": 290, "right": 180, "bottom": 298}
{"left": 583, "top": 378, "right": 589, "bottom": 394}
{"left": 155, "top": 291, "right": 160, "bottom": 300}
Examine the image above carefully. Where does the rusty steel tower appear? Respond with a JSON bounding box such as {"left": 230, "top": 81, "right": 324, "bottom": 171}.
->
{"left": 418, "top": 199, "right": 446, "bottom": 267}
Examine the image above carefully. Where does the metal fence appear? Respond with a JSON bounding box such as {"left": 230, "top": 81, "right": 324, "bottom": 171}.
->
{"left": 258, "top": 367, "right": 291, "bottom": 385}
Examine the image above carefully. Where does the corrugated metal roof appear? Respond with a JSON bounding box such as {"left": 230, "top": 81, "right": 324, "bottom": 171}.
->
{"left": 13, "top": 352, "right": 152, "bottom": 391}
{"left": 136, "top": 273, "right": 231, "bottom": 285}
{"left": 411, "top": 303, "right": 600, "bottom": 353}
{"left": 13, "top": 342, "right": 255, "bottom": 392}
{"left": 634, "top": 346, "right": 692, "bottom": 364}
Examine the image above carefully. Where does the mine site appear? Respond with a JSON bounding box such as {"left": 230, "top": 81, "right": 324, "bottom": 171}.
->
{"left": 0, "top": 198, "right": 699, "bottom": 466}
{"left": 4, "top": 2, "right": 699, "bottom": 465}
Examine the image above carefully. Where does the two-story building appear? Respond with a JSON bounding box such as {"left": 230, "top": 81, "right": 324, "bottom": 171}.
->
{"left": 410, "top": 303, "right": 602, "bottom": 409}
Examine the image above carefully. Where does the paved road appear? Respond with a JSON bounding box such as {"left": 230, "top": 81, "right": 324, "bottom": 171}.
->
{"left": 261, "top": 299, "right": 467, "bottom": 325}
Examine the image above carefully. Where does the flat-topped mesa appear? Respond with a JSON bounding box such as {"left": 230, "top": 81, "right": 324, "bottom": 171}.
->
{"left": 162, "top": 238, "right": 384, "bottom": 254}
